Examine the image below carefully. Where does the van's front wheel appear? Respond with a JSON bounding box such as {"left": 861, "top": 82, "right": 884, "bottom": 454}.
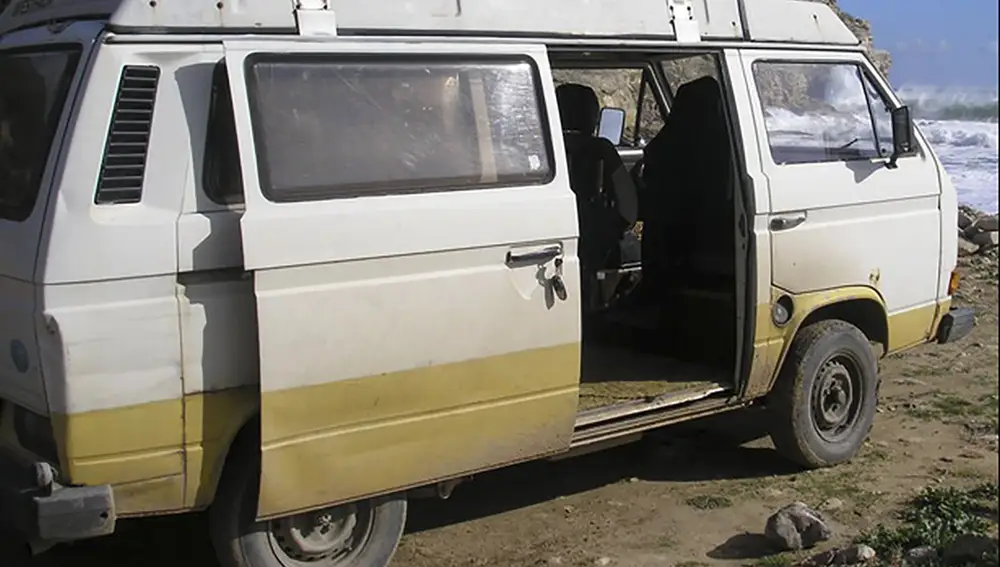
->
{"left": 210, "top": 455, "right": 406, "bottom": 567}
{"left": 769, "top": 320, "right": 879, "bottom": 469}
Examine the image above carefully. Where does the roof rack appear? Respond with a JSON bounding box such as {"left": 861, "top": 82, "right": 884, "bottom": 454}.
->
{"left": 1, "top": 0, "right": 860, "bottom": 46}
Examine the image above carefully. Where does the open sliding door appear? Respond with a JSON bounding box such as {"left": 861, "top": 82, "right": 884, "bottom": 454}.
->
{"left": 222, "top": 39, "right": 582, "bottom": 519}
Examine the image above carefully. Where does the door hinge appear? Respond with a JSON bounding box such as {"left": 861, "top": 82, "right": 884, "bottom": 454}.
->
{"left": 667, "top": 0, "right": 702, "bottom": 43}
{"left": 296, "top": 0, "right": 338, "bottom": 37}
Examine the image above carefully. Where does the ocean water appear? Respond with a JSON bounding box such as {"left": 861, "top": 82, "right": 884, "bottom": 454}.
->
{"left": 901, "top": 86, "right": 998, "bottom": 214}
{"left": 760, "top": 84, "right": 998, "bottom": 214}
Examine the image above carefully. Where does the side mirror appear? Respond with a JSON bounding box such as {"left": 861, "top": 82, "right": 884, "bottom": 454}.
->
{"left": 887, "top": 105, "right": 914, "bottom": 169}
{"left": 597, "top": 107, "right": 626, "bottom": 146}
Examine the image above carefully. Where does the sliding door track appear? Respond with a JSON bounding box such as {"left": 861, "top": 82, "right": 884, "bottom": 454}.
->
{"left": 571, "top": 386, "right": 743, "bottom": 448}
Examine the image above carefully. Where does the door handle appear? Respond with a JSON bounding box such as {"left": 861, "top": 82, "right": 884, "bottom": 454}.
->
{"left": 506, "top": 245, "right": 563, "bottom": 267}
{"left": 770, "top": 213, "right": 807, "bottom": 232}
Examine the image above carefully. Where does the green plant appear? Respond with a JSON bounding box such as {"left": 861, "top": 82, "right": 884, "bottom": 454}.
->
{"left": 684, "top": 494, "right": 733, "bottom": 510}
{"left": 745, "top": 554, "right": 796, "bottom": 567}
{"left": 856, "top": 483, "right": 998, "bottom": 565}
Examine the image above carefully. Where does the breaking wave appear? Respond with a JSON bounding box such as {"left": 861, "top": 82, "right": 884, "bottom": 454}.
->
{"left": 901, "top": 86, "right": 998, "bottom": 212}
{"left": 898, "top": 85, "right": 999, "bottom": 123}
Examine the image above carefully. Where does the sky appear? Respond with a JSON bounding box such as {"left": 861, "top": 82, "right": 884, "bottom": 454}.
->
{"left": 839, "top": 0, "right": 998, "bottom": 89}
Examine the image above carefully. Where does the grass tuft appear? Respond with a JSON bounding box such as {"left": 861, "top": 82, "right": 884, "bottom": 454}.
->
{"left": 856, "top": 483, "right": 998, "bottom": 566}
{"left": 684, "top": 494, "right": 733, "bottom": 510}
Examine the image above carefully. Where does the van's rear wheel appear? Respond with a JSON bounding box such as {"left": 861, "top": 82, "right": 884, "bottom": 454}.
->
{"left": 210, "top": 453, "right": 406, "bottom": 567}
{"left": 769, "top": 320, "right": 879, "bottom": 469}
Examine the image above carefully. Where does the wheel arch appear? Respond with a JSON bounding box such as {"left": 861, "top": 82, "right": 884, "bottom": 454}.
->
{"left": 761, "top": 286, "right": 889, "bottom": 397}
{"left": 799, "top": 298, "right": 889, "bottom": 352}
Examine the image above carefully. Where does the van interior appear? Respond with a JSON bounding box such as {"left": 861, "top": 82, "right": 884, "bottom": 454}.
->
{"left": 549, "top": 50, "right": 745, "bottom": 421}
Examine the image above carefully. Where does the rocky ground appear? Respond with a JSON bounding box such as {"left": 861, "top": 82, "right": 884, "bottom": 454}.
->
{"left": 30, "top": 210, "right": 998, "bottom": 566}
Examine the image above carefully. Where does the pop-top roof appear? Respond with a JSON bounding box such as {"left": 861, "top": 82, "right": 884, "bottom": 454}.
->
{"left": 0, "top": 0, "right": 860, "bottom": 46}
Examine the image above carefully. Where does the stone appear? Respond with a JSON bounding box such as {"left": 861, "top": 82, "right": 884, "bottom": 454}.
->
{"left": 814, "top": 1, "right": 891, "bottom": 75}
{"left": 903, "top": 546, "right": 938, "bottom": 567}
{"left": 972, "top": 230, "right": 1000, "bottom": 249}
{"left": 803, "top": 544, "right": 876, "bottom": 566}
{"left": 802, "top": 548, "right": 838, "bottom": 566}
{"left": 958, "top": 237, "right": 980, "bottom": 256}
{"left": 973, "top": 214, "right": 999, "bottom": 232}
{"left": 819, "top": 497, "right": 845, "bottom": 511}
{"left": 943, "top": 534, "right": 997, "bottom": 565}
{"left": 958, "top": 208, "right": 977, "bottom": 229}
{"left": 764, "top": 502, "right": 832, "bottom": 551}
{"left": 964, "top": 223, "right": 982, "bottom": 238}
{"left": 594, "top": 557, "right": 612, "bottom": 566}
{"left": 840, "top": 544, "right": 877, "bottom": 564}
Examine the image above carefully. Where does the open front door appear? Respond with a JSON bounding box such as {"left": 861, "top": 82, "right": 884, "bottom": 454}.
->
{"left": 222, "top": 40, "right": 582, "bottom": 519}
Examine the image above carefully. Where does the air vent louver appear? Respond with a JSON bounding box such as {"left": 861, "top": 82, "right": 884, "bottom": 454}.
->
{"left": 94, "top": 65, "right": 160, "bottom": 205}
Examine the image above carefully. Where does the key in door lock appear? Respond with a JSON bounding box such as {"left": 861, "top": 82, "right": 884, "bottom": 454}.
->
{"left": 550, "top": 258, "right": 568, "bottom": 301}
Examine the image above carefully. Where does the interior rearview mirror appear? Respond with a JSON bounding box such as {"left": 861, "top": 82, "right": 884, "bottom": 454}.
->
{"left": 887, "top": 105, "right": 914, "bottom": 169}
{"left": 597, "top": 107, "right": 626, "bottom": 147}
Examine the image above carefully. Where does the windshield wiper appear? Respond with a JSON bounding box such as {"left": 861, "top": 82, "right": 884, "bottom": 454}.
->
{"left": 837, "top": 138, "right": 860, "bottom": 151}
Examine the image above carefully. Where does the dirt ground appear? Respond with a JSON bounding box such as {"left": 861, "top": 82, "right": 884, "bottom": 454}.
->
{"left": 33, "top": 260, "right": 999, "bottom": 567}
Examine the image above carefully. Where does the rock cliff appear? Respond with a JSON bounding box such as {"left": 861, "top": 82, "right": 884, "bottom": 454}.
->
{"left": 816, "top": 0, "right": 892, "bottom": 76}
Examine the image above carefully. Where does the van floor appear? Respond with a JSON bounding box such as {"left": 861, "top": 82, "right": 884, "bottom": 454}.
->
{"left": 578, "top": 343, "right": 730, "bottom": 411}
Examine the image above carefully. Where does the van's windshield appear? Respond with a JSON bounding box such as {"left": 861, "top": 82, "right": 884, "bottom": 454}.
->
{"left": 0, "top": 46, "right": 81, "bottom": 222}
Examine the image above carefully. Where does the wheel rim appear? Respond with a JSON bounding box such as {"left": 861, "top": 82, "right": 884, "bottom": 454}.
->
{"left": 268, "top": 501, "right": 375, "bottom": 565}
{"left": 810, "top": 353, "right": 864, "bottom": 444}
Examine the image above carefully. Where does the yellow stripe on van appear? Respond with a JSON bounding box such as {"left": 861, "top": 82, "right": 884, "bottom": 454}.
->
{"left": 257, "top": 342, "right": 581, "bottom": 519}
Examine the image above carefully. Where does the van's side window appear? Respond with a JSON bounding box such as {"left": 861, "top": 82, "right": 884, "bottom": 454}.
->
{"left": 245, "top": 56, "right": 553, "bottom": 203}
{"left": 0, "top": 47, "right": 81, "bottom": 221}
{"left": 553, "top": 67, "right": 645, "bottom": 146}
{"left": 550, "top": 66, "right": 670, "bottom": 147}
{"left": 752, "top": 61, "right": 890, "bottom": 165}
{"left": 203, "top": 62, "right": 244, "bottom": 205}
{"left": 635, "top": 70, "right": 666, "bottom": 146}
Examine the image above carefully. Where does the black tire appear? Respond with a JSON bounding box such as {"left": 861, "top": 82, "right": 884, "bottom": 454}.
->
{"left": 769, "top": 319, "right": 879, "bottom": 469}
{"left": 210, "top": 451, "right": 406, "bottom": 567}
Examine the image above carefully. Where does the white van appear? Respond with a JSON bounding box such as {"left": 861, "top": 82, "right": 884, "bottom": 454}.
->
{"left": 0, "top": 0, "right": 975, "bottom": 565}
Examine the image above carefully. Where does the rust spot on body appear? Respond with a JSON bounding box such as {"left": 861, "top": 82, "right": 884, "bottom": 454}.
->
{"left": 869, "top": 268, "right": 881, "bottom": 287}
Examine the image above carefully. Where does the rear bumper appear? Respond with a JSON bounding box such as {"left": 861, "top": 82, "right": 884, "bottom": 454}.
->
{"left": 0, "top": 452, "right": 116, "bottom": 543}
{"left": 936, "top": 307, "right": 976, "bottom": 345}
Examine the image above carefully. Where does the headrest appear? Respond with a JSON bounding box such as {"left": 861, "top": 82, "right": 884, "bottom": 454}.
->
{"left": 556, "top": 83, "right": 600, "bottom": 135}
{"left": 671, "top": 76, "right": 723, "bottom": 120}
